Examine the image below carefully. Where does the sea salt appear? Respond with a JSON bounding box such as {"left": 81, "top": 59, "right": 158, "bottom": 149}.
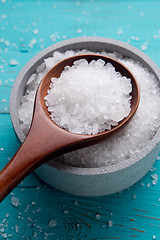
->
{"left": 96, "top": 214, "right": 101, "bottom": 220}
{"left": 11, "top": 196, "right": 19, "bottom": 207}
{"left": 33, "top": 29, "right": 39, "bottom": 35}
{"left": 108, "top": 220, "right": 113, "bottom": 227}
{"left": 64, "top": 210, "right": 69, "bottom": 215}
{"left": 9, "top": 59, "right": 18, "bottom": 66}
{"left": 49, "top": 219, "right": 57, "bottom": 227}
{"left": 151, "top": 174, "right": 158, "bottom": 181}
{"left": 18, "top": 50, "right": 160, "bottom": 167}
{"left": 45, "top": 59, "right": 132, "bottom": 134}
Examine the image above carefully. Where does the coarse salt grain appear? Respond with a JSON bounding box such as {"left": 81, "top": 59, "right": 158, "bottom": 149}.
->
{"left": 108, "top": 220, "right": 113, "bottom": 227}
{"left": 11, "top": 196, "right": 19, "bottom": 207}
{"left": 96, "top": 214, "right": 101, "bottom": 220}
{"left": 9, "top": 59, "right": 18, "bottom": 66}
{"left": 44, "top": 59, "right": 132, "bottom": 135}
{"left": 49, "top": 219, "right": 57, "bottom": 227}
{"left": 18, "top": 50, "right": 160, "bottom": 168}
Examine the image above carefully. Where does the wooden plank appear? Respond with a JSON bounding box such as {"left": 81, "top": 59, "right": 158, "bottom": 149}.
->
{"left": 0, "top": 187, "right": 160, "bottom": 239}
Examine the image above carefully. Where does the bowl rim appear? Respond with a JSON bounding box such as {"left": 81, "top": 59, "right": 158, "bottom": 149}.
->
{"left": 10, "top": 36, "right": 160, "bottom": 176}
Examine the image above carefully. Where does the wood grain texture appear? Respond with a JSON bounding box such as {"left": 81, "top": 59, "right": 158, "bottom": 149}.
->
{"left": 0, "top": 0, "right": 160, "bottom": 239}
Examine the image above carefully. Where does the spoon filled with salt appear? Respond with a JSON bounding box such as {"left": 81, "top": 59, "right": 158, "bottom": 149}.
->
{"left": 0, "top": 54, "right": 140, "bottom": 202}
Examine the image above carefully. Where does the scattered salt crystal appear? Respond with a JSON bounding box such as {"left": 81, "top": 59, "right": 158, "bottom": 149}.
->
{"left": 150, "top": 167, "right": 156, "bottom": 172}
{"left": 50, "top": 34, "right": 57, "bottom": 42}
{"left": 15, "top": 225, "right": 18, "bottom": 233}
{"left": 153, "top": 235, "right": 156, "bottom": 239}
{"left": 49, "top": 219, "right": 57, "bottom": 227}
{"left": 6, "top": 213, "right": 9, "bottom": 218}
{"left": 1, "top": 227, "right": 4, "bottom": 232}
{"left": 141, "top": 182, "right": 144, "bottom": 187}
{"left": 33, "top": 29, "right": 39, "bottom": 35}
{"left": 108, "top": 220, "right": 113, "bottom": 227}
{"left": 1, "top": 99, "right": 6, "bottom": 103}
{"left": 1, "top": 233, "right": 7, "bottom": 239}
{"left": 132, "top": 194, "right": 136, "bottom": 199}
{"left": 10, "top": 59, "right": 18, "bottom": 66}
{"left": 151, "top": 174, "right": 158, "bottom": 180}
{"left": 64, "top": 210, "right": 69, "bottom": 215}
{"left": 96, "top": 214, "right": 101, "bottom": 220}
{"left": 31, "top": 201, "right": 36, "bottom": 205}
{"left": 117, "top": 28, "right": 123, "bottom": 35}
{"left": 156, "top": 156, "right": 160, "bottom": 160}
{"left": 141, "top": 42, "right": 148, "bottom": 51}
{"left": 1, "top": 14, "right": 6, "bottom": 19}
{"left": 29, "top": 39, "right": 37, "bottom": 48}
{"left": 11, "top": 196, "right": 19, "bottom": 207}
{"left": 140, "top": 12, "right": 144, "bottom": 16}
{"left": 36, "top": 208, "right": 41, "bottom": 212}
{"left": 0, "top": 148, "right": 4, "bottom": 151}
{"left": 4, "top": 40, "right": 9, "bottom": 46}
{"left": 152, "top": 179, "right": 157, "bottom": 185}
{"left": 77, "top": 29, "right": 82, "bottom": 33}
{"left": 147, "top": 183, "right": 151, "bottom": 188}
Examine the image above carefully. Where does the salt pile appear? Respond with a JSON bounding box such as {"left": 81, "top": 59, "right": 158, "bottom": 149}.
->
{"left": 18, "top": 50, "right": 160, "bottom": 167}
{"left": 44, "top": 59, "right": 132, "bottom": 134}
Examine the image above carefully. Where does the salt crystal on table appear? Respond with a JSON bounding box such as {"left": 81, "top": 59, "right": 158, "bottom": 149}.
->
{"left": 1, "top": 233, "right": 7, "bottom": 239}
{"left": 96, "top": 214, "right": 101, "bottom": 220}
{"left": 132, "top": 194, "right": 136, "bottom": 199}
{"left": 1, "top": 227, "right": 4, "bottom": 232}
{"left": 9, "top": 59, "right": 18, "bottom": 66}
{"left": 108, "top": 220, "right": 113, "bottom": 227}
{"left": 11, "top": 196, "right": 19, "bottom": 207}
{"left": 152, "top": 180, "right": 157, "bottom": 185}
{"left": 64, "top": 210, "right": 69, "bottom": 215}
{"left": 151, "top": 174, "right": 158, "bottom": 180}
{"left": 33, "top": 29, "right": 39, "bottom": 35}
{"left": 49, "top": 219, "right": 57, "bottom": 227}
{"left": 15, "top": 225, "right": 18, "bottom": 233}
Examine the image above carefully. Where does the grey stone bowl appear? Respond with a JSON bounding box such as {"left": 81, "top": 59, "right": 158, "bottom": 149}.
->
{"left": 10, "top": 37, "right": 160, "bottom": 196}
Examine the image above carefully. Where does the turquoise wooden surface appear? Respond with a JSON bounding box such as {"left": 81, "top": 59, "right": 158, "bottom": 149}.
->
{"left": 0, "top": 0, "right": 160, "bottom": 239}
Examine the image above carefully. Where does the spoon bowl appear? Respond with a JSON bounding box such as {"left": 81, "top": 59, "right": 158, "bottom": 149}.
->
{"left": 0, "top": 54, "right": 140, "bottom": 202}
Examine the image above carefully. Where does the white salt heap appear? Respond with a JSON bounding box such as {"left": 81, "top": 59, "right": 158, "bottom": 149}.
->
{"left": 44, "top": 59, "right": 132, "bottom": 134}
{"left": 18, "top": 50, "right": 160, "bottom": 167}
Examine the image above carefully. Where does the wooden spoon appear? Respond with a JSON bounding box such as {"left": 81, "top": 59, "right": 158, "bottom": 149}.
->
{"left": 0, "top": 54, "right": 140, "bottom": 202}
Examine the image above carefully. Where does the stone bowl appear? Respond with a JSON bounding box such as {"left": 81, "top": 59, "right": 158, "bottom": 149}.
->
{"left": 10, "top": 37, "right": 160, "bottom": 196}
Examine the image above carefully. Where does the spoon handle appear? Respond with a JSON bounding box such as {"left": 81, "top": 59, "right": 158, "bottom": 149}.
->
{"left": 0, "top": 88, "right": 86, "bottom": 203}
{"left": 0, "top": 125, "right": 53, "bottom": 202}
